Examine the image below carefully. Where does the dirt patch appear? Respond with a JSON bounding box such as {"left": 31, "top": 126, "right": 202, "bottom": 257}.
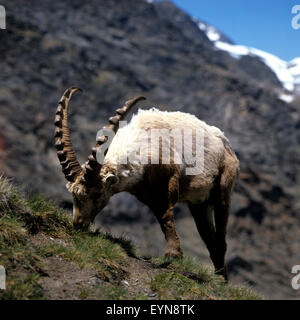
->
{"left": 40, "top": 255, "right": 165, "bottom": 299}
{"left": 31, "top": 233, "right": 163, "bottom": 299}
{"left": 40, "top": 256, "right": 97, "bottom": 300}
{"left": 31, "top": 233, "right": 72, "bottom": 249}
{"left": 30, "top": 233, "right": 100, "bottom": 299}
{"left": 121, "top": 257, "right": 162, "bottom": 299}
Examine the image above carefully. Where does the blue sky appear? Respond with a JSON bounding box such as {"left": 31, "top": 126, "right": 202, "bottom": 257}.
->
{"left": 172, "top": 0, "right": 300, "bottom": 61}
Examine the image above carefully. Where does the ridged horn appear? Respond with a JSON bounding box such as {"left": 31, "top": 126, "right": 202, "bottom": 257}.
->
{"left": 81, "top": 96, "right": 146, "bottom": 185}
{"left": 54, "top": 87, "right": 83, "bottom": 182}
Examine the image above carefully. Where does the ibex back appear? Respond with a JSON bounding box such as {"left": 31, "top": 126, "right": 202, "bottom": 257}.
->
{"left": 54, "top": 87, "right": 239, "bottom": 280}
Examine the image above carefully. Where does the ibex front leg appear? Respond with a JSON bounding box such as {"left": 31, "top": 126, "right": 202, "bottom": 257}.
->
{"left": 154, "top": 204, "right": 182, "bottom": 258}
{"left": 135, "top": 167, "right": 182, "bottom": 258}
{"left": 156, "top": 173, "right": 182, "bottom": 258}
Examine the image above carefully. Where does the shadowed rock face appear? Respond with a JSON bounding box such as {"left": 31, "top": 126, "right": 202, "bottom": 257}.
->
{"left": 0, "top": 0, "right": 299, "bottom": 299}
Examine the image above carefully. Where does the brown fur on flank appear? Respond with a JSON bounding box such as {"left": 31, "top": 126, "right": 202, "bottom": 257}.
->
{"left": 54, "top": 88, "right": 239, "bottom": 280}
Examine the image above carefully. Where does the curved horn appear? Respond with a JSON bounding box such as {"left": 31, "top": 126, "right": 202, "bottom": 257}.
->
{"left": 81, "top": 96, "right": 146, "bottom": 186}
{"left": 55, "top": 87, "right": 83, "bottom": 182}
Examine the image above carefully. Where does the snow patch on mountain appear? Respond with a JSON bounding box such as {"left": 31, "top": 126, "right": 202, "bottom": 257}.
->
{"left": 197, "top": 22, "right": 220, "bottom": 42}
{"left": 288, "top": 58, "right": 300, "bottom": 86}
{"left": 279, "top": 93, "right": 294, "bottom": 103}
{"left": 196, "top": 21, "right": 300, "bottom": 101}
{"left": 193, "top": 19, "right": 233, "bottom": 44}
{"left": 214, "top": 41, "right": 296, "bottom": 92}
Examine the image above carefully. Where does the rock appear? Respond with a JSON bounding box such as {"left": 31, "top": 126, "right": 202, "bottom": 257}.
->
{"left": 121, "top": 280, "right": 130, "bottom": 287}
{"left": 89, "top": 276, "right": 103, "bottom": 285}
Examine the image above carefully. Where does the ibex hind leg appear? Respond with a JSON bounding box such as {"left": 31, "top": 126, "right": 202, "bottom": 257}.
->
{"left": 212, "top": 201, "right": 229, "bottom": 281}
{"left": 212, "top": 165, "right": 237, "bottom": 281}
{"left": 188, "top": 202, "right": 221, "bottom": 275}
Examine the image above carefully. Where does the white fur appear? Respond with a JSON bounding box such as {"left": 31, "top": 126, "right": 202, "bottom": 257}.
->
{"left": 103, "top": 108, "right": 227, "bottom": 187}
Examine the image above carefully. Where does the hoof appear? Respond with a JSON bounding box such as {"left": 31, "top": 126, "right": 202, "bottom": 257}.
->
{"left": 164, "top": 250, "right": 183, "bottom": 261}
{"left": 157, "top": 251, "right": 183, "bottom": 268}
{"left": 215, "top": 267, "right": 228, "bottom": 282}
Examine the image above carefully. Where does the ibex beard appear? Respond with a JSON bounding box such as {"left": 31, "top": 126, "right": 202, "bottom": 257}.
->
{"left": 54, "top": 87, "right": 239, "bottom": 280}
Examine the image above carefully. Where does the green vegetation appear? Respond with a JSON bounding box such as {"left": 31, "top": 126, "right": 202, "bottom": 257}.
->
{"left": 0, "top": 176, "right": 129, "bottom": 299}
{"left": 37, "top": 231, "right": 128, "bottom": 281}
{"left": 151, "top": 257, "right": 262, "bottom": 300}
{"left": 0, "top": 176, "right": 262, "bottom": 300}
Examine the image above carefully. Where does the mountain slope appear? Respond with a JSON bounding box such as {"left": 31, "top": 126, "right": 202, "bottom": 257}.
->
{"left": 0, "top": 176, "right": 261, "bottom": 300}
{"left": 0, "top": 0, "right": 299, "bottom": 299}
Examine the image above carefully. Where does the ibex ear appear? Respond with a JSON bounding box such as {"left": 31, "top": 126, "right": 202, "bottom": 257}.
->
{"left": 104, "top": 174, "right": 119, "bottom": 186}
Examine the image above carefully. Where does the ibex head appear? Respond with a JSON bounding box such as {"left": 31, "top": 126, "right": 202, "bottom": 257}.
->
{"left": 54, "top": 87, "right": 145, "bottom": 229}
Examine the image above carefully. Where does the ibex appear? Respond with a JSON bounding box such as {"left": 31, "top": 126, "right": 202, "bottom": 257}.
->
{"left": 54, "top": 87, "right": 239, "bottom": 279}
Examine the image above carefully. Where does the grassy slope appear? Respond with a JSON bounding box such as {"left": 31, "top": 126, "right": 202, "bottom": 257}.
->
{"left": 0, "top": 176, "right": 262, "bottom": 300}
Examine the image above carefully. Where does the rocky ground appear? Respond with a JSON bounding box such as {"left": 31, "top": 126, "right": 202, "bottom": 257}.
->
{"left": 0, "top": 0, "right": 299, "bottom": 299}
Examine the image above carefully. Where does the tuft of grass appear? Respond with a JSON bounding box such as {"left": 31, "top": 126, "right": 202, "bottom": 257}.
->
{"left": 76, "top": 282, "right": 141, "bottom": 300}
{"left": 0, "top": 216, "right": 27, "bottom": 246}
{"left": 150, "top": 257, "right": 262, "bottom": 300}
{"left": 100, "top": 232, "right": 137, "bottom": 258}
{"left": 0, "top": 274, "right": 44, "bottom": 300}
{"left": 26, "top": 195, "right": 72, "bottom": 236}
{"left": 0, "top": 176, "right": 72, "bottom": 236}
{"left": 1, "top": 246, "right": 46, "bottom": 274}
{"left": 37, "top": 230, "right": 128, "bottom": 282}
{"left": 0, "top": 244, "right": 47, "bottom": 300}
{"left": 77, "top": 283, "right": 91, "bottom": 300}
{"left": 70, "top": 230, "right": 127, "bottom": 267}
{"left": 151, "top": 256, "right": 213, "bottom": 282}
{"left": 94, "top": 283, "right": 130, "bottom": 300}
{"left": 0, "top": 176, "right": 28, "bottom": 216}
{"left": 151, "top": 272, "right": 202, "bottom": 299}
